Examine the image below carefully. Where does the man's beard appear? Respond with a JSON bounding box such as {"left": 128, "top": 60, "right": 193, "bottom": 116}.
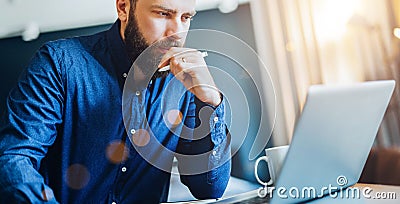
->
{"left": 124, "top": 12, "right": 182, "bottom": 80}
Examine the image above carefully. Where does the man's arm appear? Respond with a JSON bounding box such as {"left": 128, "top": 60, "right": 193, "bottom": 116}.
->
{"left": 0, "top": 44, "right": 62, "bottom": 203}
{"left": 175, "top": 95, "right": 231, "bottom": 199}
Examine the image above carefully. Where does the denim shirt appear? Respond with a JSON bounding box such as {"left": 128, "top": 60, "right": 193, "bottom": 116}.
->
{"left": 0, "top": 20, "right": 231, "bottom": 203}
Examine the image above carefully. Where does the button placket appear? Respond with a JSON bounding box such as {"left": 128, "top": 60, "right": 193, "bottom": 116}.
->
{"left": 213, "top": 116, "right": 218, "bottom": 122}
{"left": 129, "top": 89, "right": 147, "bottom": 145}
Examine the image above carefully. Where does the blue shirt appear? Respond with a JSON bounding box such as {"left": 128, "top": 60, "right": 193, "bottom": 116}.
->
{"left": 0, "top": 20, "right": 231, "bottom": 203}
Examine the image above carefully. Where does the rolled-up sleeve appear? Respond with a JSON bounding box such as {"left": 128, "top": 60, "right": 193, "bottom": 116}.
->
{"left": 176, "top": 95, "right": 231, "bottom": 199}
{"left": 0, "top": 44, "right": 62, "bottom": 203}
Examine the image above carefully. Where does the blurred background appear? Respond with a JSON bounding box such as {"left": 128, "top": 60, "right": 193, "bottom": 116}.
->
{"left": 1, "top": 0, "right": 400, "bottom": 193}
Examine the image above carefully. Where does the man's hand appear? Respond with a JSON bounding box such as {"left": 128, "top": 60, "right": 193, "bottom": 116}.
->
{"left": 158, "top": 47, "right": 221, "bottom": 106}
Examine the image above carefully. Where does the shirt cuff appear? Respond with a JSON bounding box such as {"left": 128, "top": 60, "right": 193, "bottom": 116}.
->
{"left": 194, "top": 95, "right": 226, "bottom": 146}
{"left": 209, "top": 96, "right": 226, "bottom": 146}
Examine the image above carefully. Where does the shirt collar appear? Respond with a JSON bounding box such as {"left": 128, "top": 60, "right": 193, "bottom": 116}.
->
{"left": 106, "top": 20, "right": 132, "bottom": 77}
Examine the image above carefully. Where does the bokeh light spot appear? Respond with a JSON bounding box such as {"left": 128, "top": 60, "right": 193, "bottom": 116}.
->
{"left": 106, "top": 140, "right": 129, "bottom": 164}
{"left": 166, "top": 109, "right": 183, "bottom": 126}
{"left": 131, "top": 129, "right": 150, "bottom": 147}
{"left": 65, "top": 164, "right": 90, "bottom": 190}
{"left": 41, "top": 188, "right": 54, "bottom": 201}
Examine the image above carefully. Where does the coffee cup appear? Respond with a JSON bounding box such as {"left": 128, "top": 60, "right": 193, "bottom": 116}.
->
{"left": 254, "top": 145, "right": 289, "bottom": 186}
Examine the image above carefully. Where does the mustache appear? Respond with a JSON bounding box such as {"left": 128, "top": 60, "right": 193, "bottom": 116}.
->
{"left": 155, "top": 37, "right": 183, "bottom": 49}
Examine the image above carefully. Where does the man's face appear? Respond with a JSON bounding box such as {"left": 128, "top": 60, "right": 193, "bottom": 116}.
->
{"left": 124, "top": 0, "right": 197, "bottom": 78}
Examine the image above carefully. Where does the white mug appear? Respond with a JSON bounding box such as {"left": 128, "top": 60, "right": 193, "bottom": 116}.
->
{"left": 254, "top": 145, "right": 289, "bottom": 186}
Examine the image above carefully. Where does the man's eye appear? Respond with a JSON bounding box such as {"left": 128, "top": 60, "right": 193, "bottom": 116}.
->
{"left": 158, "top": 11, "right": 169, "bottom": 17}
{"left": 182, "top": 16, "right": 193, "bottom": 22}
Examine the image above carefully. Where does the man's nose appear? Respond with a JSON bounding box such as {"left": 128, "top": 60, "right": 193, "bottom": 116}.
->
{"left": 165, "top": 18, "right": 186, "bottom": 40}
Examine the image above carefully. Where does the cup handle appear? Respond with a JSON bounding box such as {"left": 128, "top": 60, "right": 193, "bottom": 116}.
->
{"left": 255, "top": 156, "right": 274, "bottom": 186}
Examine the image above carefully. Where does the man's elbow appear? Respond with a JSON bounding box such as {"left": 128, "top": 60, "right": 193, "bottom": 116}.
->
{"left": 188, "top": 162, "right": 231, "bottom": 200}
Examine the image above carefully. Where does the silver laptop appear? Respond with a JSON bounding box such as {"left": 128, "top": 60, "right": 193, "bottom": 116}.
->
{"left": 272, "top": 80, "right": 395, "bottom": 203}
{"left": 213, "top": 80, "right": 395, "bottom": 203}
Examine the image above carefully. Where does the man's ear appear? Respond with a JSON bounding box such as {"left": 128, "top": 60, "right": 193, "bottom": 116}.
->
{"left": 116, "top": 0, "right": 130, "bottom": 22}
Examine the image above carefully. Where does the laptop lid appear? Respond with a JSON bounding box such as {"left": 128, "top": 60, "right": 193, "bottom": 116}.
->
{"left": 271, "top": 80, "right": 395, "bottom": 203}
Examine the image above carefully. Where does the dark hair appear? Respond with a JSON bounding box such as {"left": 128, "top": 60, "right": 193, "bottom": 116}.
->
{"left": 130, "top": 0, "right": 138, "bottom": 11}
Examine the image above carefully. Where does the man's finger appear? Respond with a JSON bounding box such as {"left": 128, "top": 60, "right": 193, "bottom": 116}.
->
{"left": 157, "top": 48, "right": 198, "bottom": 68}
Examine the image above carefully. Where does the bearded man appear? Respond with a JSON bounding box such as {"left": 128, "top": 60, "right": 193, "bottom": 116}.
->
{"left": 0, "top": 0, "right": 231, "bottom": 203}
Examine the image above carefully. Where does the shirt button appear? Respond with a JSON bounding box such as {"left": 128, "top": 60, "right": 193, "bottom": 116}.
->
{"left": 135, "top": 91, "right": 141, "bottom": 96}
{"left": 212, "top": 150, "right": 217, "bottom": 156}
{"left": 122, "top": 167, "right": 127, "bottom": 172}
{"left": 213, "top": 117, "right": 219, "bottom": 122}
{"left": 130, "top": 129, "right": 136, "bottom": 134}
{"left": 112, "top": 202, "right": 117, "bottom": 204}
{"left": 122, "top": 73, "right": 128, "bottom": 78}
